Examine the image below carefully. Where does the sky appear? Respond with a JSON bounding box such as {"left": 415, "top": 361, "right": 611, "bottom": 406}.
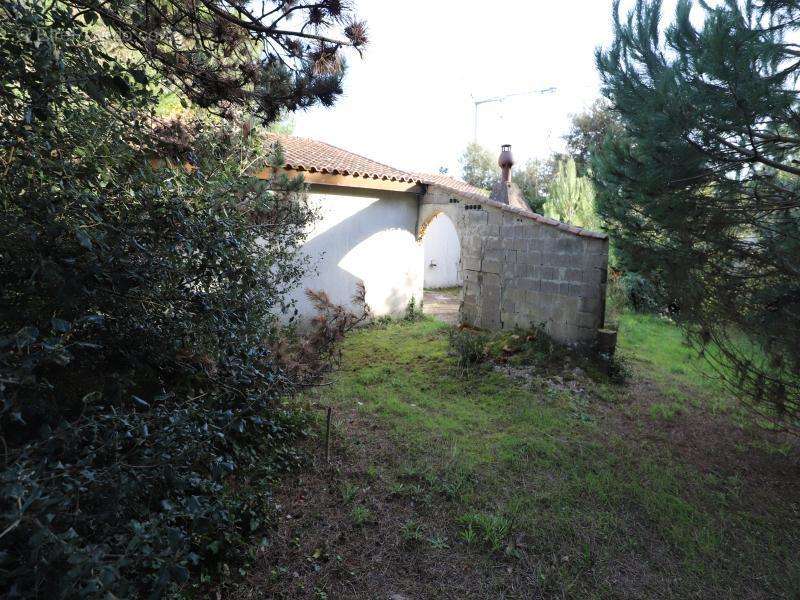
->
{"left": 291, "top": 0, "right": 637, "bottom": 177}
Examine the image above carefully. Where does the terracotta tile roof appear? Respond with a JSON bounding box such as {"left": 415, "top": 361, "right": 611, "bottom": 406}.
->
{"left": 262, "top": 133, "right": 608, "bottom": 241}
{"left": 414, "top": 172, "right": 490, "bottom": 199}
{"left": 263, "top": 132, "right": 419, "bottom": 183}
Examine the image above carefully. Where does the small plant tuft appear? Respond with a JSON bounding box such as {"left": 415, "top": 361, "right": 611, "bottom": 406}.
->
{"left": 404, "top": 296, "right": 425, "bottom": 322}
{"left": 448, "top": 329, "right": 489, "bottom": 371}
{"left": 340, "top": 482, "right": 359, "bottom": 504}
{"left": 350, "top": 505, "right": 372, "bottom": 526}
{"left": 400, "top": 519, "right": 425, "bottom": 543}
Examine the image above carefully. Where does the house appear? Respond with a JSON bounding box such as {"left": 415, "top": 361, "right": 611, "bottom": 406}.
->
{"left": 259, "top": 133, "right": 609, "bottom": 345}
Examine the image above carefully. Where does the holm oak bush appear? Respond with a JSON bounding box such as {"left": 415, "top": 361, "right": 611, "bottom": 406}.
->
{"left": 0, "top": 1, "right": 367, "bottom": 596}
{"left": 0, "top": 104, "right": 318, "bottom": 596}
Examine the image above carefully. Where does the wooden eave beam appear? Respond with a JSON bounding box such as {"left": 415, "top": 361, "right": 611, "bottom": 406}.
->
{"left": 256, "top": 167, "right": 425, "bottom": 195}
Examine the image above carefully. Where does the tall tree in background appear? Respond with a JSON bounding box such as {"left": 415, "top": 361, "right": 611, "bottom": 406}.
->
{"left": 459, "top": 142, "right": 499, "bottom": 190}
{"left": 595, "top": 0, "right": 800, "bottom": 428}
{"left": 564, "top": 99, "right": 622, "bottom": 175}
{"left": 543, "top": 158, "right": 600, "bottom": 230}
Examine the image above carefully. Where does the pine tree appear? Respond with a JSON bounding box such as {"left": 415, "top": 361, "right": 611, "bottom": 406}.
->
{"left": 594, "top": 0, "right": 800, "bottom": 429}
{"left": 543, "top": 158, "right": 600, "bottom": 229}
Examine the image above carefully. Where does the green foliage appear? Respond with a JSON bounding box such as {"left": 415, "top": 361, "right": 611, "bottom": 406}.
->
{"left": 404, "top": 296, "right": 425, "bottom": 322}
{"left": 459, "top": 142, "right": 499, "bottom": 191}
{"left": 609, "top": 271, "right": 663, "bottom": 314}
{"left": 448, "top": 330, "right": 489, "bottom": 371}
{"left": 594, "top": 0, "right": 800, "bottom": 428}
{"left": 564, "top": 99, "right": 622, "bottom": 176}
{"left": 300, "top": 319, "right": 800, "bottom": 596}
{"left": 0, "top": 1, "right": 366, "bottom": 597}
{"left": 458, "top": 512, "right": 510, "bottom": 553}
{"left": 511, "top": 158, "right": 554, "bottom": 214}
{"left": 400, "top": 519, "right": 425, "bottom": 543}
{"left": 542, "top": 158, "right": 601, "bottom": 230}
{"left": 340, "top": 483, "right": 359, "bottom": 504}
{"left": 350, "top": 506, "right": 372, "bottom": 526}
{"left": 0, "top": 114, "right": 313, "bottom": 597}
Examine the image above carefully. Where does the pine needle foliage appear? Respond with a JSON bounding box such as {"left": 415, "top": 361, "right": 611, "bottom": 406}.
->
{"left": 594, "top": 0, "right": 800, "bottom": 429}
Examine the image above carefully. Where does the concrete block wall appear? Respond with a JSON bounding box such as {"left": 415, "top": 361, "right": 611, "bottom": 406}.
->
{"left": 418, "top": 185, "right": 609, "bottom": 345}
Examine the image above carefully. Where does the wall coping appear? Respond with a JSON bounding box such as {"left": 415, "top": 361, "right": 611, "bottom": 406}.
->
{"left": 426, "top": 183, "right": 609, "bottom": 241}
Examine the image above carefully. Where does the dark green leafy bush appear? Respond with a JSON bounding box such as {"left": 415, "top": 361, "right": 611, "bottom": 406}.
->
{"left": 0, "top": 2, "right": 361, "bottom": 596}
{"left": 611, "top": 271, "right": 663, "bottom": 314}
{"left": 0, "top": 103, "right": 317, "bottom": 596}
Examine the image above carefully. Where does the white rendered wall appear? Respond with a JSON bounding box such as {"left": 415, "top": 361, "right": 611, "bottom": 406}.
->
{"left": 285, "top": 185, "right": 423, "bottom": 320}
{"left": 423, "top": 213, "right": 462, "bottom": 288}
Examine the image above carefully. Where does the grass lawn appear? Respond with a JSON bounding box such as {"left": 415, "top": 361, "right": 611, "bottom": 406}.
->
{"left": 237, "top": 314, "right": 800, "bottom": 599}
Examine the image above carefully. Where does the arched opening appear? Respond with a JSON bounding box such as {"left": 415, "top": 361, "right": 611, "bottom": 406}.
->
{"left": 419, "top": 212, "right": 462, "bottom": 324}
{"left": 421, "top": 212, "right": 462, "bottom": 288}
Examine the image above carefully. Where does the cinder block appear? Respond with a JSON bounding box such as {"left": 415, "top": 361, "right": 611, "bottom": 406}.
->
{"left": 525, "top": 250, "right": 543, "bottom": 265}
{"left": 565, "top": 268, "right": 583, "bottom": 283}
{"left": 540, "top": 266, "right": 558, "bottom": 280}
{"left": 483, "top": 236, "right": 502, "bottom": 251}
{"left": 482, "top": 259, "right": 501, "bottom": 274}
{"left": 500, "top": 224, "right": 516, "bottom": 238}
{"left": 579, "top": 296, "right": 600, "bottom": 313}
{"left": 487, "top": 211, "right": 504, "bottom": 226}
{"left": 541, "top": 280, "right": 560, "bottom": 295}
{"left": 559, "top": 282, "right": 582, "bottom": 297}
{"left": 522, "top": 278, "right": 540, "bottom": 292}
{"left": 462, "top": 256, "right": 481, "bottom": 272}
{"left": 576, "top": 311, "right": 600, "bottom": 329}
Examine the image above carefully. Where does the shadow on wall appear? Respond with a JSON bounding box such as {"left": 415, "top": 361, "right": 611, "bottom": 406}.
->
{"left": 284, "top": 189, "right": 423, "bottom": 319}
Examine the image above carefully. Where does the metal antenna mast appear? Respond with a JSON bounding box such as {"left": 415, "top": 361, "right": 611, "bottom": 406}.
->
{"left": 472, "top": 87, "right": 556, "bottom": 142}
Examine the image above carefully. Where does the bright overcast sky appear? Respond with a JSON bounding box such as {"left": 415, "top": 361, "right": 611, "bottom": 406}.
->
{"left": 293, "top": 0, "right": 681, "bottom": 176}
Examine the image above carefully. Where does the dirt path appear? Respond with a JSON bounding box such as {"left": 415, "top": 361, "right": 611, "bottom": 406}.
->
{"left": 422, "top": 288, "right": 460, "bottom": 325}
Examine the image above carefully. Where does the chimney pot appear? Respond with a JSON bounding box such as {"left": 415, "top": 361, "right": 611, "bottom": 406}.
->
{"left": 498, "top": 144, "right": 514, "bottom": 183}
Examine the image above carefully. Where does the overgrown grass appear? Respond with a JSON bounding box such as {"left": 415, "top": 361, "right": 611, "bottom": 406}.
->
{"left": 307, "top": 316, "right": 799, "bottom": 597}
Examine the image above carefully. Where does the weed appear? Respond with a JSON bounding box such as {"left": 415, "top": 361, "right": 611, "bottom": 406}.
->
{"left": 388, "top": 482, "right": 406, "bottom": 497}
{"left": 650, "top": 402, "right": 684, "bottom": 421}
{"left": 404, "top": 296, "right": 425, "bottom": 322}
{"left": 428, "top": 535, "right": 450, "bottom": 550}
{"left": 400, "top": 463, "right": 420, "bottom": 480}
{"left": 340, "top": 482, "right": 359, "bottom": 504}
{"left": 350, "top": 506, "right": 372, "bottom": 526}
{"left": 459, "top": 524, "right": 477, "bottom": 546}
{"left": 448, "top": 329, "right": 489, "bottom": 370}
{"left": 459, "top": 512, "right": 511, "bottom": 553}
{"left": 288, "top": 318, "right": 799, "bottom": 597}
{"left": 400, "top": 519, "right": 425, "bottom": 543}
{"left": 374, "top": 314, "right": 393, "bottom": 328}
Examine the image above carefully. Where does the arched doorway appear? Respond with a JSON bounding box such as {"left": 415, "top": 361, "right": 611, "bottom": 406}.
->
{"left": 419, "top": 212, "right": 462, "bottom": 324}
{"left": 421, "top": 212, "right": 462, "bottom": 288}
